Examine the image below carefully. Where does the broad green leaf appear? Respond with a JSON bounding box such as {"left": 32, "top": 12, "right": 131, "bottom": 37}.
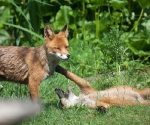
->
{"left": 86, "top": 4, "right": 97, "bottom": 10}
{"left": 90, "top": 0, "right": 104, "bottom": 6}
{"left": 111, "top": 0, "right": 128, "bottom": 10}
{"left": 54, "top": 6, "right": 73, "bottom": 29}
{"left": 50, "top": 0, "right": 61, "bottom": 4}
{"left": 69, "top": 9, "right": 78, "bottom": 18}
{"left": 16, "top": 37, "right": 20, "bottom": 46}
{"left": 38, "top": 3, "right": 55, "bottom": 17}
{"left": 137, "top": 0, "right": 150, "bottom": 9}
{"left": 68, "top": 24, "right": 76, "bottom": 31}
{"left": 87, "top": 0, "right": 105, "bottom": 10}
{"left": 142, "top": 20, "right": 150, "bottom": 37}
{"left": 99, "top": 12, "right": 110, "bottom": 33}
{"left": 128, "top": 32, "right": 150, "bottom": 56}
{"left": 0, "top": 6, "right": 10, "bottom": 28}
{"left": 127, "top": 44, "right": 150, "bottom": 56}
{"left": 0, "top": 29, "right": 10, "bottom": 45}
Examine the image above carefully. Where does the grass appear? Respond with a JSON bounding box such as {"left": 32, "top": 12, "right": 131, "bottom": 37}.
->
{"left": 0, "top": 68, "right": 150, "bottom": 125}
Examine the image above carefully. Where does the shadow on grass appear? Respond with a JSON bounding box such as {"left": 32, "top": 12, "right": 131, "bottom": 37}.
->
{"left": 42, "top": 101, "right": 61, "bottom": 110}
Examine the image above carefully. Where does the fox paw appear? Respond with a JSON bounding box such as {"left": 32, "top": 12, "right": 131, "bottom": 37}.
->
{"left": 96, "top": 106, "right": 107, "bottom": 113}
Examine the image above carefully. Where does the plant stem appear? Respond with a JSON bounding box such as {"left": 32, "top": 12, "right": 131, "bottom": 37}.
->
{"left": 130, "top": 9, "right": 144, "bottom": 32}
{"left": 116, "top": 52, "right": 120, "bottom": 84}
{"left": 95, "top": 7, "right": 100, "bottom": 38}
{"left": 82, "top": 1, "right": 85, "bottom": 40}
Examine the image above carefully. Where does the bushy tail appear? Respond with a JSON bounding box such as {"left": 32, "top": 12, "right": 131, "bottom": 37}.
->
{"left": 139, "top": 88, "right": 150, "bottom": 100}
{"left": 134, "top": 88, "right": 150, "bottom": 100}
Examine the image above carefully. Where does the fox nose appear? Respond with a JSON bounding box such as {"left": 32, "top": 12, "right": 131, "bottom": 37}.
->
{"left": 67, "top": 54, "right": 70, "bottom": 58}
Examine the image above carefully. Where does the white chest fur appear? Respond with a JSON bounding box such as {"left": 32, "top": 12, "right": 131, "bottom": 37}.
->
{"left": 40, "top": 48, "right": 60, "bottom": 81}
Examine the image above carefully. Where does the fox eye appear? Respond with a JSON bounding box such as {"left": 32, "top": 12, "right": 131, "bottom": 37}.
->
{"left": 54, "top": 47, "right": 60, "bottom": 50}
{"left": 65, "top": 46, "right": 69, "bottom": 49}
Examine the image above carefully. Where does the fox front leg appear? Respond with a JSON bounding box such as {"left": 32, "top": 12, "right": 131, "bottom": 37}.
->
{"left": 28, "top": 79, "right": 40, "bottom": 101}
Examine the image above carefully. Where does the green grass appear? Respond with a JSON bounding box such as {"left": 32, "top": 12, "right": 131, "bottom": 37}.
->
{"left": 0, "top": 69, "right": 150, "bottom": 125}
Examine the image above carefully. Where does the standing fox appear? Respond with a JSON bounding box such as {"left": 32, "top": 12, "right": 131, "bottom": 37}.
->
{"left": 55, "top": 66, "right": 150, "bottom": 112}
{"left": 0, "top": 24, "right": 70, "bottom": 101}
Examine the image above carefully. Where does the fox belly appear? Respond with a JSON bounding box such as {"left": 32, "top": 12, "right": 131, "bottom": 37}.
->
{"left": 96, "top": 86, "right": 148, "bottom": 106}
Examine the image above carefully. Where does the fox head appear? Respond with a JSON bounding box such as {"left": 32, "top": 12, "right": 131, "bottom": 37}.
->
{"left": 44, "top": 24, "right": 70, "bottom": 60}
{"left": 55, "top": 86, "right": 79, "bottom": 108}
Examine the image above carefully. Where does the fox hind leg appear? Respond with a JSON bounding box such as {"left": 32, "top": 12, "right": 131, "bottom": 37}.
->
{"left": 141, "top": 88, "right": 150, "bottom": 100}
{"left": 95, "top": 101, "right": 110, "bottom": 113}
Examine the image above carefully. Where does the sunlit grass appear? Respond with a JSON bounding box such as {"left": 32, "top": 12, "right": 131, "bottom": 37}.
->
{"left": 0, "top": 69, "right": 149, "bottom": 125}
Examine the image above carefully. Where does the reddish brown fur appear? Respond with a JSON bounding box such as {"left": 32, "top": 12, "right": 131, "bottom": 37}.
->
{"left": 0, "top": 24, "right": 69, "bottom": 101}
{"left": 55, "top": 66, "right": 150, "bottom": 111}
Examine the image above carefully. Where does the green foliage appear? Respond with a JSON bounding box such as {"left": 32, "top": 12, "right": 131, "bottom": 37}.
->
{"left": 128, "top": 31, "right": 150, "bottom": 56}
{"left": 53, "top": 6, "right": 72, "bottom": 29}
{"left": 0, "top": 5, "right": 10, "bottom": 28}
{"left": 62, "top": 38, "right": 101, "bottom": 77}
{"left": 137, "top": 0, "right": 150, "bottom": 8}
{"left": 0, "top": 0, "right": 149, "bottom": 55}
{"left": 0, "top": 0, "right": 149, "bottom": 76}
{"left": 28, "top": 1, "right": 40, "bottom": 34}
{"left": 0, "top": 1, "right": 150, "bottom": 124}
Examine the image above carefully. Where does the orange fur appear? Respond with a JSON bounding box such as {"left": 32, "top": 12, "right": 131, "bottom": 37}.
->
{"left": 0, "top": 24, "right": 70, "bottom": 101}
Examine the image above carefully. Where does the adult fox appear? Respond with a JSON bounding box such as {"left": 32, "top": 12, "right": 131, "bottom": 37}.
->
{"left": 55, "top": 66, "right": 150, "bottom": 112}
{"left": 0, "top": 24, "right": 70, "bottom": 101}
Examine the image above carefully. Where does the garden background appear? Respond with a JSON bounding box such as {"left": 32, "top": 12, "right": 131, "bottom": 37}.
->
{"left": 0, "top": 0, "right": 150, "bottom": 124}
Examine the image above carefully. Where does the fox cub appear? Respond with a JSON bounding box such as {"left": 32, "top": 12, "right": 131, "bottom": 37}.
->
{"left": 55, "top": 66, "right": 150, "bottom": 112}
{"left": 0, "top": 24, "right": 70, "bottom": 101}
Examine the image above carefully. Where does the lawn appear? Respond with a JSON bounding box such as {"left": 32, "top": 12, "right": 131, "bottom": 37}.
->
{"left": 0, "top": 68, "right": 150, "bottom": 125}
{"left": 1, "top": 0, "right": 150, "bottom": 125}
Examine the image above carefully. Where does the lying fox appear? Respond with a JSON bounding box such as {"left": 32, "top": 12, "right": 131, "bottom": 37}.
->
{"left": 55, "top": 66, "right": 150, "bottom": 112}
{"left": 0, "top": 24, "right": 70, "bottom": 101}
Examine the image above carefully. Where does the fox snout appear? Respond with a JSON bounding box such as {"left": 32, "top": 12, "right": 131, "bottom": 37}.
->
{"left": 55, "top": 53, "right": 70, "bottom": 60}
{"left": 67, "top": 54, "right": 70, "bottom": 58}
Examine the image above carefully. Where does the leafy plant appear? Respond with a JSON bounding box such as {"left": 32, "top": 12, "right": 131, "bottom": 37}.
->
{"left": 0, "top": 0, "right": 150, "bottom": 76}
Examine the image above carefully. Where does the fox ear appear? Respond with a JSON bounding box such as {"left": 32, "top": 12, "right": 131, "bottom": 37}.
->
{"left": 44, "top": 25, "right": 55, "bottom": 40}
{"left": 67, "top": 86, "right": 74, "bottom": 94}
{"left": 60, "top": 23, "right": 68, "bottom": 37}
